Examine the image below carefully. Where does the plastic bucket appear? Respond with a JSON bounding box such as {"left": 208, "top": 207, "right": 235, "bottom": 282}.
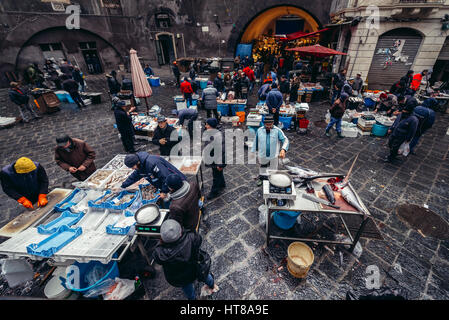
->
{"left": 364, "top": 97, "right": 376, "bottom": 108}
{"left": 200, "top": 80, "right": 208, "bottom": 89}
{"left": 217, "top": 104, "right": 229, "bottom": 116}
{"left": 279, "top": 116, "right": 292, "bottom": 130}
{"left": 372, "top": 123, "right": 388, "bottom": 137}
{"left": 273, "top": 211, "right": 301, "bottom": 230}
{"left": 149, "top": 77, "right": 160, "bottom": 87}
{"left": 298, "top": 118, "right": 309, "bottom": 129}
{"left": 236, "top": 111, "right": 245, "bottom": 123}
{"left": 45, "top": 276, "right": 78, "bottom": 300}
{"left": 236, "top": 104, "right": 245, "bottom": 112}
{"left": 287, "top": 242, "right": 314, "bottom": 278}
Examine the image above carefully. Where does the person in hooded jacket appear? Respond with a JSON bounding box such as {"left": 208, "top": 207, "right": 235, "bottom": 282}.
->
{"left": 384, "top": 98, "right": 419, "bottom": 163}
{"left": 409, "top": 104, "right": 435, "bottom": 154}
{"left": 152, "top": 219, "right": 218, "bottom": 300}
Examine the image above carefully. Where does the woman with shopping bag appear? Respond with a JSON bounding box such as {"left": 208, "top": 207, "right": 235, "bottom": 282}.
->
{"left": 383, "top": 98, "right": 419, "bottom": 163}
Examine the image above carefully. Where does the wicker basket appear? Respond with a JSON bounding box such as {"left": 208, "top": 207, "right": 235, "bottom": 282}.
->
{"left": 287, "top": 242, "right": 314, "bottom": 278}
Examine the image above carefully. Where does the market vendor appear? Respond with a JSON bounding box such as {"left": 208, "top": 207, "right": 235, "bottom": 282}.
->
{"left": 374, "top": 93, "right": 398, "bottom": 114}
{"left": 164, "top": 174, "right": 201, "bottom": 231}
{"left": 152, "top": 116, "right": 180, "bottom": 157}
{"left": 172, "top": 108, "right": 198, "bottom": 139}
{"left": 266, "top": 82, "right": 283, "bottom": 126}
{"left": 54, "top": 135, "right": 96, "bottom": 181}
{"left": 386, "top": 95, "right": 408, "bottom": 117}
{"left": 0, "top": 157, "right": 49, "bottom": 210}
{"left": 251, "top": 115, "right": 289, "bottom": 186}
{"left": 351, "top": 73, "right": 364, "bottom": 97}
{"left": 121, "top": 152, "right": 186, "bottom": 198}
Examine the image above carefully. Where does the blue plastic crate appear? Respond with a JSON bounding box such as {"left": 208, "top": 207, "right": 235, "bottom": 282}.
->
{"left": 105, "top": 216, "right": 136, "bottom": 235}
{"left": 88, "top": 190, "right": 113, "bottom": 209}
{"left": 26, "top": 225, "right": 83, "bottom": 258}
{"left": 279, "top": 116, "right": 293, "bottom": 130}
{"left": 139, "top": 184, "right": 161, "bottom": 205}
{"left": 107, "top": 190, "right": 138, "bottom": 210}
{"left": 235, "top": 104, "right": 245, "bottom": 112}
{"left": 37, "top": 211, "right": 84, "bottom": 234}
{"left": 54, "top": 188, "right": 85, "bottom": 212}
{"left": 217, "top": 104, "right": 229, "bottom": 116}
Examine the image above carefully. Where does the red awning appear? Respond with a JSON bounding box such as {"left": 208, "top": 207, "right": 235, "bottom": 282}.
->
{"left": 285, "top": 44, "right": 348, "bottom": 58}
{"left": 275, "top": 28, "right": 330, "bottom": 41}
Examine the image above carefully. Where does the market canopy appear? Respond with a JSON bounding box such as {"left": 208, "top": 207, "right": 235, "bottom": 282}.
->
{"left": 130, "top": 48, "right": 152, "bottom": 113}
{"left": 285, "top": 44, "right": 348, "bottom": 58}
{"left": 275, "top": 28, "right": 330, "bottom": 42}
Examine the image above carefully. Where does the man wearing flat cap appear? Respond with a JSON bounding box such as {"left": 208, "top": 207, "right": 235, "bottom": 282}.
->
{"left": 54, "top": 135, "right": 96, "bottom": 181}
{"left": 152, "top": 116, "right": 180, "bottom": 156}
{"left": 252, "top": 115, "right": 289, "bottom": 186}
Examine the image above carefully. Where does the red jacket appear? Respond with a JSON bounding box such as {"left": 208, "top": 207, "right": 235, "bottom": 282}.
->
{"left": 243, "top": 67, "right": 256, "bottom": 82}
{"left": 180, "top": 81, "right": 193, "bottom": 94}
{"left": 410, "top": 73, "right": 423, "bottom": 91}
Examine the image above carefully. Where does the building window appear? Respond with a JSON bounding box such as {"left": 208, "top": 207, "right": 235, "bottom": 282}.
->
{"left": 40, "top": 43, "right": 63, "bottom": 52}
{"left": 155, "top": 13, "right": 171, "bottom": 28}
{"left": 100, "top": 0, "right": 123, "bottom": 15}
{"left": 79, "top": 42, "right": 97, "bottom": 50}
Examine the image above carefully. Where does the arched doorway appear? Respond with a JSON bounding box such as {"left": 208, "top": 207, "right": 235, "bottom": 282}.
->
{"left": 366, "top": 28, "right": 423, "bottom": 90}
{"left": 15, "top": 27, "right": 123, "bottom": 75}
{"left": 236, "top": 5, "right": 321, "bottom": 59}
{"left": 155, "top": 32, "right": 177, "bottom": 66}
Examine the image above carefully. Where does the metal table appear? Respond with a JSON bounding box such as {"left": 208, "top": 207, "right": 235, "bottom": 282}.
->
{"left": 264, "top": 179, "right": 371, "bottom": 253}
{"left": 169, "top": 156, "right": 204, "bottom": 194}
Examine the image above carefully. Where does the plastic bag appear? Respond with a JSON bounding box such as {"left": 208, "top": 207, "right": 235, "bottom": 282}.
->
{"left": 258, "top": 205, "right": 268, "bottom": 227}
{"left": 83, "top": 278, "right": 116, "bottom": 298}
{"left": 398, "top": 142, "right": 410, "bottom": 156}
{"left": 85, "top": 264, "right": 109, "bottom": 288}
{"left": 103, "top": 278, "right": 135, "bottom": 300}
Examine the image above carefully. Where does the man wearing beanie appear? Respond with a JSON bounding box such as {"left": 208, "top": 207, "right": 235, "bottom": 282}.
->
{"left": 1, "top": 157, "right": 49, "bottom": 209}
{"left": 202, "top": 81, "right": 220, "bottom": 121}
{"left": 252, "top": 115, "right": 289, "bottom": 186}
{"left": 266, "top": 82, "right": 283, "bottom": 126}
{"left": 204, "top": 118, "right": 226, "bottom": 199}
{"left": 54, "top": 135, "right": 96, "bottom": 181}
{"left": 152, "top": 219, "right": 218, "bottom": 300}
{"left": 165, "top": 173, "right": 201, "bottom": 231}
{"left": 384, "top": 98, "right": 419, "bottom": 163}
{"left": 121, "top": 152, "right": 186, "bottom": 198}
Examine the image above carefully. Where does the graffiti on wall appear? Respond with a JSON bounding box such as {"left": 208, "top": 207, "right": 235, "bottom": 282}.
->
{"left": 376, "top": 39, "right": 412, "bottom": 69}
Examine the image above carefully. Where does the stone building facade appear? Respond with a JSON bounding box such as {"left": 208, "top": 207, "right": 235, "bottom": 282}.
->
{"left": 0, "top": 0, "right": 332, "bottom": 87}
{"left": 330, "top": 0, "right": 449, "bottom": 89}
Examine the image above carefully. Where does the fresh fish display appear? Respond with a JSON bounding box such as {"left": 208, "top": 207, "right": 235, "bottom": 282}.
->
{"left": 339, "top": 186, "right": 367, "bottom": 215}
{"left": 322, "top": 184, "right": 336, "bottom": 204}
{"left": 285, "top": 165, "right": 318, "bottom": 178}
{"left": 102, "top": 170, "right": 132, "bottom": 190}
{"left": 111, "top": 193, "right": 135, "bottom": 205}
{"left": 141, "top": 185, "right": 158, "bottom": 200}
{"left": 87, "top": 170, "right": 113, "bottom": 187}
{"left": 94, "top": 191, "right": 118, "bottom": 204}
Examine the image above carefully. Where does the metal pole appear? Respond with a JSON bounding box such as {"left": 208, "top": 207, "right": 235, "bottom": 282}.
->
{"left": 182, "top": 34, "right": 186, "bottom": 57}
{"left": 348, "top": 216, "right": 370, "bottom": 253}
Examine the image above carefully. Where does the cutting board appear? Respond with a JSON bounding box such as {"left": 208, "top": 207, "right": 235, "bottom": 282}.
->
{"left": 0, "top": 188, "right": 72, "bottom": 238}
{"left": 317, "top": 190, "right": 359, "bottom": 212}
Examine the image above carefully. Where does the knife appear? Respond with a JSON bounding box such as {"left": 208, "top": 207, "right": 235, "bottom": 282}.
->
{"left": 302, "top": 193, "right": 341, "bottom": 209}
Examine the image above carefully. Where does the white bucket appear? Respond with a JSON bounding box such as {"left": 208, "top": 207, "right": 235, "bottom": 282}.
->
{"left": 44, "top": 276, "right": 77, "bottom": 300}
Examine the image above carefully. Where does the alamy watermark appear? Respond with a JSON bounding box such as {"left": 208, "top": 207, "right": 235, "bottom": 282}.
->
{"left": 365, "top": 5, "right": 380, "bottom": 30}
{"left": 66, "top": 5, "right": 80, "bottom": 30}
{"left": 365, "top": 265, "right": 381, "bottom": 290}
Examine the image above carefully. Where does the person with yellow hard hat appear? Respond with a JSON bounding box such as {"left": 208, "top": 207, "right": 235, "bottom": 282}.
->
{"left": 0, "top": 157, "right": 49, "bottom": 210}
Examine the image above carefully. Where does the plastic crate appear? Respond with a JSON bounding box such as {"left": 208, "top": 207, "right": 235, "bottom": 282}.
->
{"left": 107, "top": 190, "right": 138, "bottom": 210}
{"left": 88, "top": 190, "right": 113, "bottom": 209}
{"left": 279, "top": 116, "right": 293, "bottom": 130}
{"left": 217, "top": 104, "right": 229, "bottom": 116}
{"left": 139, "top": 184, "right": 161, "bottom": 205}
{"left": 37, "top": 211, "right": 85, "bottom": 234}
{"left": 26, "top": 226, "right": 83, "bottom": 258}
{"left": 105, "top": 216, "right": 136, "bottom": 235}
{"left": 54, "top": 188, "right": 86, "bottom": 213}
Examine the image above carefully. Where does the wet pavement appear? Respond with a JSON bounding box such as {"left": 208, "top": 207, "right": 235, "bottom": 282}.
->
{"left": 0, "top": 68, "right": 448, "bottom": 300}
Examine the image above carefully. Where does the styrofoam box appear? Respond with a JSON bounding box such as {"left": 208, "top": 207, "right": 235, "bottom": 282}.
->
{"left": 357, "top": 128, "right": 371, "bottom": 136}
{"left": 342, "top": 127, "right": 358, "bottom": 138}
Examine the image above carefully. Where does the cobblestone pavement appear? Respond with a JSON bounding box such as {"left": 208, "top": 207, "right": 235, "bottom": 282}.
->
{"left": 0, "top": 70, "right": 448, "bottom": 300}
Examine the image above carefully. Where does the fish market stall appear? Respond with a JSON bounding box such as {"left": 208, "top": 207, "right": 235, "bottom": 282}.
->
{"left": 0, "top": 154, "right": 184, "bottom": 297}
{"left": 217, "top": 99, "right": 247, "bottom": 117}
{"left": 131, "top": 114, "right": 180, "bottom": 140}
{"left": 262, "top": 160, "right": 382, "bottom": 252}
{"left": 298, "top": 83, "right": 324, "bottom": 103}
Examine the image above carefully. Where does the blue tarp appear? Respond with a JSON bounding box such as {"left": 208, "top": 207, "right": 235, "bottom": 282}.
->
{"left": 236, "top": 43, "right": 253, "bottom": 58}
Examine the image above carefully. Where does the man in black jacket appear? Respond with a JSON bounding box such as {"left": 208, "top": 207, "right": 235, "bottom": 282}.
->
{"left": 62, "top": 75, "right": 86, "bottom": 109}
{"left": 213, "top": 72, "right": 225, "bottom": 94}
{"left": 152, "top": 219, "right": 218, "bottom": 300}
{"left": 114, "top": 100, "right": 136, "bottom": 153}
{"left": 279, "top": 75, "right": 290, "bottom": 103}
{"left": 8, "top": 82, "right": 41, "bottom": 123}
{"left": 203, "top": 118, "right": 226, "bottom": 200}
{"left": 106, "top": 71, "right": 121, "bottom": 96}
{"left": 152, "top": 116, "right": 179, "bottom": 156}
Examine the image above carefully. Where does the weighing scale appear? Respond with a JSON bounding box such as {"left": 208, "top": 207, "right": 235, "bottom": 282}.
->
{"left": 135, "top": 210, "right": 169, "bottom": 236}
